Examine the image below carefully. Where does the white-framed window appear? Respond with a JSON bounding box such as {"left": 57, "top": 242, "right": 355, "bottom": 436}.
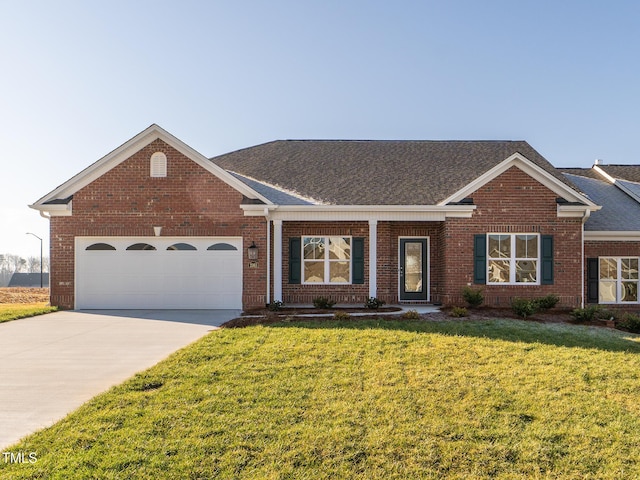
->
{"left": 599, "top": 257, "right": 639, "bottom": 304}
{"left": 487, "top": 233, "right": 539, "bottom": 284}
{"left": 303, "top": 237, "right": 351, "bottom": 284}
{"left": 150, "top": 152, "right": 167, "bottom": 177}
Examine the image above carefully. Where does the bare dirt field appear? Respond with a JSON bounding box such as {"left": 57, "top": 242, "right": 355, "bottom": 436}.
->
{"left": 0, "top": 287, "right": 50, "bottom": 304}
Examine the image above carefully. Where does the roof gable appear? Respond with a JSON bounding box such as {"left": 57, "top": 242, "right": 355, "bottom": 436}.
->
{"left": 442, "top": 153, "right": 597, "bottom": 206}
{"left": 31, "top": 124, "right": 270, "bottom": 213}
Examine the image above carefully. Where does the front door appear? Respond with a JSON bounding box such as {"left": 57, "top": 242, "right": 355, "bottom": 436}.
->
{"left": 399, "top": 238, "right": 428, "bottom": 301}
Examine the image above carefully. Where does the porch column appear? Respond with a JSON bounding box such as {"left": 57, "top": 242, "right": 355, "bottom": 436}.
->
{"left": 273, "top": 219, "right": 283, "bottom": 302}
{"left": 369, "top": 220, "right": 377, "bottom": 298}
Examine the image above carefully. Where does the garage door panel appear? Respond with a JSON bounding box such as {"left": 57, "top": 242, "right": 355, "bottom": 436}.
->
{"left": 76, "top": 237, "right": 243, "bottom": 309}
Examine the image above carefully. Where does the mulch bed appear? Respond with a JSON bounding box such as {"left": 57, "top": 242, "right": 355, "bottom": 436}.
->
{"left": 223, "top": 306, "right": 614, "bottom": 329}
{"left": 0, "top": 288, "right": 50, "bottom": 304}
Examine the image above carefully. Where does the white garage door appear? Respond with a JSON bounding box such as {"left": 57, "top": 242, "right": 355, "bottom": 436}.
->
{"left": 75, "top": 237, "right": 242, "bottom": 309}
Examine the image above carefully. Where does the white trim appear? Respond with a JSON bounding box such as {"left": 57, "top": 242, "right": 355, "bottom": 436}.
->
{"left": 557, "top": 204, "right": 600, "bottom": 218}
{"left": 439, "top": 153, "right": 599, "bottom": 208}
{"left": 486, "top": 233, "right": 540, "bottom": 285}
{"left": 242, "top": 204, "right": 476, "bottom": 221}
{"left": 398, "top": 237, "right": 430, "bottom": 302}
{"left": 597, "top": 256, "right": 640, "bottom": 305}
{"left": 30, "top": 124, "right": 271, "bottom": 214}
{"left": 584, "top": 231, "right": 640, "bottom": 242}
{"left": 273, "top": 220, "right": 283, "bottom": 302}
{"left": 301, "top": 236, "right": 353, "bottom": 285}
{"left": 369, "top": 220, "right": 377, "bottom": 299}
{"left": 592, "top": 165, "right": 616, "bottom": 183}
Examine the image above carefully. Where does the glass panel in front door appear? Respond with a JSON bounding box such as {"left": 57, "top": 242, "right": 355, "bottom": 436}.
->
{"left": 405, "top": 242, "right": 423, "bottom": 293}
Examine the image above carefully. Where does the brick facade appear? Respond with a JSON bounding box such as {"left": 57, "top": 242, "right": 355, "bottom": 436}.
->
{"left": 49, "top": 139, "right": 267, "bottom": 309}
{"left": 48, "top": 138, "right": 611, "bottom": 311}
{"left": 440, "top": 167, "right": 583, "bottom": 307}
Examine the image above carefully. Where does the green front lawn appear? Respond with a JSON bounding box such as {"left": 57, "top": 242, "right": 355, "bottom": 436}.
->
{"left": 0, "top": 303, "right": 57, "bottom": 323}
{"left": 2, "top": 318, "right": 640, "bottom": 479}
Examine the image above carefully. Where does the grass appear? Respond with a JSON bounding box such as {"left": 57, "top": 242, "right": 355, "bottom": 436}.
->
{"left": 0, "top": 303, "right": 57, "bottom": 323}
{"left": 2, "top": 317, "right": 640, "bottom": 479}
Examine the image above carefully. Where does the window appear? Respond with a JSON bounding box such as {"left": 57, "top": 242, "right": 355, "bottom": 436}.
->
{"left": 126, "top": 243, "right": 157, "bottom": 251}
{"left": 302, "top": 237, "right": 351, "bottom": 284}
{"left": 207, "top": 243, "right": 238, "bottom": 251}
{"left": 599, "top": 257, "right": 639, "bottom": 303}
{"left": 150, "top": 152, "right": 167, "bottom": 177}
{"left": 167, "top": 243, "right": 197, "bottom": 251}
{"left": 85, "top": 243, "right": 116, "bottom": 251}
{"left": 487, "top": 234, "right": 539, "bottom": 284}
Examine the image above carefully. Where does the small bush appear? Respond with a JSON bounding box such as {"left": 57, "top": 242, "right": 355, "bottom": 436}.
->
{"left": 536, "top": 294, "right": 560, "bottom": 311}
{"left": 462, "top": 286, "right": 484, "bottom": 308}
{"left": 364, "top": 297, "right": 386, "bottom": 310}
{"left": 618, "top": 312, "right": 640, "bottom": 333}
{"left": 511, "top": 298, "right": 539, "bottom": 319}
{"left": 268, "top": 300, "right": 284, "bottom": 311}
{"left": 570, "top": 305, "right": 602, "bottom": 323}
{"left": 402, "top": 309, "right": 420, "bottom": 320}
{"left": 313, "top": 296, "right": 336, "bottom": 309}
{"left": 333, "top": 311, "right": 351, "bottom": 321}
{"left": 450, "top": 306, "right": 468, "bottom": 318}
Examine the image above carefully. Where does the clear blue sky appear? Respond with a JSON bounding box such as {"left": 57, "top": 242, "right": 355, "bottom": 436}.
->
{"left": 2, "top": 1, "right": 640, "bottom": 258}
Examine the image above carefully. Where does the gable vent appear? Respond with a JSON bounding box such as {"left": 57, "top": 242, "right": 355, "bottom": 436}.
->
{"left": 150, "top": 152, "right": 167, "bottom": 177}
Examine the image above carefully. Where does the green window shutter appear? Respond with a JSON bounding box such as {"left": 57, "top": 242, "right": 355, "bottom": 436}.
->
{"left": 586, "top": 258, "right": 599, "bottom": 303}
{"left": 352, "top": 237, "right": 365, "bottom": 284}
{"left": 474, "top": 234, "right": 487, "bottom": 284}
{"left": 289, "top": 237, "right": 301, "bottom": 284}
{"left": 541, "top": 235, "right": 554, "bottom": 285}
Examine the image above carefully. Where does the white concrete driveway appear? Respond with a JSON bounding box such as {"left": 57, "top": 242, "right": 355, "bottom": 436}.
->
{"left": 0, "top": 309, "right": 240, "bottom": 450}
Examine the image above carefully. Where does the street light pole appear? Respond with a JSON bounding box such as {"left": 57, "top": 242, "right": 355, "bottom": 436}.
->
{"left": 26, "top": 233, "right": 43, "bottom": 288}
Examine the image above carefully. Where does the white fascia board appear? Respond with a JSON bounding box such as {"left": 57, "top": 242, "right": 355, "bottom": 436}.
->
{"left": 557, "top": 204, "right": 601, "bottom": 218}
{"left": 29, "top": 202, "right": 72, "bottom": 217}
{"left": 439, "top": 153, "right": 598, "bottom": 208}
{"left": 584, "top": 231, "right": 640, "bottom": 242}
{"left": 31, "top": 124, "right": 271, "bottom": 209}
{"left": 241, "top": 204, "right": 476, "bottom": 221}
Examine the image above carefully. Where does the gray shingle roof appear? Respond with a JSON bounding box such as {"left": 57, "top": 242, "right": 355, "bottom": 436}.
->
{"left": 597, "top": 165, "right": 640, "bottom": 182}
{"left": 563, "top": 173, "right": 640, "bottom": 231}
{"left": 212, "top": 140, "right": 573, "bottom": 205}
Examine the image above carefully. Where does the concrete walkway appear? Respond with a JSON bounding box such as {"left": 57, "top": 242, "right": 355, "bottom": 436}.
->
{"left": 0, "top": 309, "right": 240, "bottom": 450}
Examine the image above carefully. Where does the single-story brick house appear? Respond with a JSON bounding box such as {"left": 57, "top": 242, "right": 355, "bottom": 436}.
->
{"left": 30, "top": 124, "right": 640, "bottom": 310}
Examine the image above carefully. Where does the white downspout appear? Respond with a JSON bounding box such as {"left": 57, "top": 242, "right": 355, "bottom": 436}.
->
{"left": 581, "top": 209, "right": 591, "bottom": 308}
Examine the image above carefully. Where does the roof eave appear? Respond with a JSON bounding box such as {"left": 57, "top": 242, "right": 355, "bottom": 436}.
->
{"left": 241, "top": 204, "right": 476, "bottom": 221}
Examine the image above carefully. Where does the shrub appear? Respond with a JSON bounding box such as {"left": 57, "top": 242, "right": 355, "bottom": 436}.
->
{"left": 570, "top": 305, "right": 602, "bottom": 323}
{"left": 333, "top": 311, "right": 351, "bottom": 321}
{"left": 462, "top": 286, "right": 484, "bottom": 308}
{"left": 449, "top": 306, "right": 468, "bottom": 318}
{"left": 511, "top": 298, "right": 539, "bottom": 319}
{"left": 313, "top": 296, "right": 336, "bottom": 309}
{"left": 536, "top": 294, "right": 560, "bottom": 311}
{"left": 402, "top": 309, "right": 420, "bottom": 320}
{"left": 268, "top": 300, "right": 284, "bottom": 311}
{"left": 364, "top": 297, "right": 386, "bottom": 310}
{"left": 618, "top": 312, "right": 640, "bottom": 333}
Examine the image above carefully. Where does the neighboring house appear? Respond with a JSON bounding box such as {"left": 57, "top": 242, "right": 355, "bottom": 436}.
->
{"left": 29, "top": 124, "right": 639, "bottom": 310}
{"left": 560, "top": 163, "right": 640, "bottom": 305}
{"left": 8, "top": 273, "right": 50, "bottom": 288}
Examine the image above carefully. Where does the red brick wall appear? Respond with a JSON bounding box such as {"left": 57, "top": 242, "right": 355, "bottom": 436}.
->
{"left": 49, "top": 139, "right": 267, "bottom": 309}
{"left": 281, "top": 222, "right": 370, "bottom": 304}
{"left": 441, "top": 166, "right": 583, "bottom": 307}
